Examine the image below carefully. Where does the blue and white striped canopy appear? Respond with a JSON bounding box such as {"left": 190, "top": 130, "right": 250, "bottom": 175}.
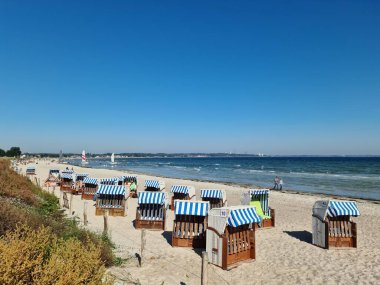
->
{"left": 200, "top": 189, "right": 223, "bottom": 199}
{"left": 227, "top": 207, "right": 262, "bottom": 227}
{"left": 61, "top": 173, "right": 73, "bottom": 179}
{"left": 175, "top": 201, "right": 209, "bottom": 217}
{"left": 327, "top": 200, "right": 360, "bottom": 217}
{"left": 76, "top": 173, "right": 89, "bottom": 178}
{"left": 49, "top": 169, "right": 60, "bottom": 173}
{"left": 145, "top": 180, "right": 161, "bottom": 189}
{"left": 83, "top": 177, "right": 98, "bottom": 185}
{"left": 100, "top": 178, "right": 118, "bottom": 185}
{"left": 249, "top": 189, "right": 270, "bottom": 216}
{"left": 97, "top": 185, "right": 125, "bottom": 196}
{"left": 26, "top": 167, "right": 35, "bottom": 171}
{"left": 138, "top": 192, "right": 166, "bottom": 205}
{"left": 171, "top": 185, "right": 191, "bottom": 194}
{"left": 62, "top": 170, "right": 74, "bottom": 174}
{"left": 249, "top": 189, "right": 269, "bottom": 196}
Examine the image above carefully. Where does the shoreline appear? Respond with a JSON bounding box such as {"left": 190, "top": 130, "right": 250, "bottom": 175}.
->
{"left": 67, "top": 161, "right": 380, "bottom": 204}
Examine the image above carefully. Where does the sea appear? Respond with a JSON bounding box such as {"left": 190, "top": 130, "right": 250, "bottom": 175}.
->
{"left": 69, "top": 156, "right": 380, "bottom": 201}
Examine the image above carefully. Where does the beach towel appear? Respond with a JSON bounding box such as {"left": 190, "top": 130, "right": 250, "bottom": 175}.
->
{"left": 250, "top": 200, "right": 271, "bottom": 219}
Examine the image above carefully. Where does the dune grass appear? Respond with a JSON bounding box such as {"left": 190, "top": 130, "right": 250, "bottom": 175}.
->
{"left": 0, "top": 159, "right": 116, "bottom": 284}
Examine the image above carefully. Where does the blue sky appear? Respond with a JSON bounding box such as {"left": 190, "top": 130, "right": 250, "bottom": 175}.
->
{"left": 0, "top": 1, "right": 379, "bottom": 155}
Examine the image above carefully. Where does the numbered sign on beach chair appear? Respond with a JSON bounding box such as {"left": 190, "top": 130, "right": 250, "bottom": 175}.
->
{"left": 172, "top": 200, "right": 209, "bottom": 248}
{"left": 145, "top": 180, "right": 165, "bottom": 191}
{"left": 200, "top": 189, "right": 227, "bottom": 209}
{"left": 135, "top": 191, "right": 168, "bottom": 230}
{"left": 170, "top": 185, "right": 196, "bottom": 210}
{"left": 82, "top": 177, "right": 98, "bottom": 200}
{"left": 248, "top": 189, "right": 275, "bottom": 228}
{"left": 206, "top": 206, "right": 262, "bottom": 270}
{"left": 95, "top": 185, "right": 127, "bottom": 216}
{"left": 312, "top": 200, "right": 360, "bottom": 249}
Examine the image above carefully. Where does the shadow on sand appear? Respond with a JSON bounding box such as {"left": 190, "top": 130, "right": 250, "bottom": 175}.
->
{"left": 284, "top": 230, "right": 312, "bottom": 244}
{"left": 161, "top": 231, "right": 172, "bottom": 245}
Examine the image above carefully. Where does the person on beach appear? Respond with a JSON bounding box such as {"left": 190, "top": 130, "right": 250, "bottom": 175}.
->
{"left": 279, "top": 177, "right": 283, "bottom": 190}
{"left": 273, "top": 176, "right": 279, "bottom": 190}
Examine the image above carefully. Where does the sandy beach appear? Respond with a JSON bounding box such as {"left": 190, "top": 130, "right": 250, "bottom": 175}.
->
{"left": 29, "top": 159, "right": 380, "bottom": 285}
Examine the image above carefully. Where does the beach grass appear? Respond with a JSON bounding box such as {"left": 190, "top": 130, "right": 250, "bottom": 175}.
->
{"left": 0, "top": 159, "right": 116, "bottom": 284}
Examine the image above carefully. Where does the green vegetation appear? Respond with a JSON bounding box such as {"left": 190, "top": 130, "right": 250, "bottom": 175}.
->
{"left": 0, "top": 146, "right": 22, "bottom": 157}
{"left": 0, "top": 159, "right": 116, "bottom": 284}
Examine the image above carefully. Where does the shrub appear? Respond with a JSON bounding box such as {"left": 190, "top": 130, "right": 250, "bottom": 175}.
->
{"left": 0, "top": 225, "right": 112, "bottom": 285}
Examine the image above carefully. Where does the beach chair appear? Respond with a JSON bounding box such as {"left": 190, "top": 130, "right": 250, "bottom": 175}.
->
{"left": 249, "top": 189, "right": 275, "bottom": 228}
{"left": 172, "top": 200, "right": 209, "bottom": 248}
{"left": 144, "top": 179, "right": 165, "bottom": 191}
{"left": 95, "top": 185, "right": 127, "bottom": 216}
{"left": 206, "top": 206, "right": 262, "bottom": 270}
{"left": 135, "top": 191, "right": 168, "bottom": 230}
{"left": 170, "top": 185, "right": 196, "bottom": 210}
{"left": 99, "top": 177, "right": 119, "bottom": 185}
{"left": 44, "top": 169, "right": 60, "bottom": 187}
{"left": 26, "top": 166, "right": 36, "bottom": 176}
{"left": 60, "top": 173, "right": 76, "bottom": 193}
{"left": 312, "top": 200, "right": 360, "bottom": 249}
{"left": 75, "top": 173, "right": 88, "bottom": 194}
{"left": 82, "top": 177, "right": 98, "bottom": 200}
{"left": 200, "top": 189, "right": 227, "bottom": 209}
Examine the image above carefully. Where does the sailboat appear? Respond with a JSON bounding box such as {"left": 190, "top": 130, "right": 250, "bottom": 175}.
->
{"left": 110, "top": 153, "right": 117, "bottom": 165}
{"left": 81, "top": 150, "right": 89, "bottom": 165}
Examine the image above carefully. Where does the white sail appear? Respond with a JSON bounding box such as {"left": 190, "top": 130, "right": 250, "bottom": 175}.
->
{"left": 81, "top": 150, "right": 88, "bottom": 164}
{"left": 111, "top": 153, "right": 115, "bottom": 163}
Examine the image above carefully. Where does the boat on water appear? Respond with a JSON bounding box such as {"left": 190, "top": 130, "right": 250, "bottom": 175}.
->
{"left": 110, "top": 153, "right": 117, "bottom": 165}
{"left": 81, "top": 150, "right": 89, "bottom": 165}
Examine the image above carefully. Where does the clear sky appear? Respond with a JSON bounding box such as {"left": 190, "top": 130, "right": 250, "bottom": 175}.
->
{"left": 1, "top": 1, "right": 379, "bottom": 155}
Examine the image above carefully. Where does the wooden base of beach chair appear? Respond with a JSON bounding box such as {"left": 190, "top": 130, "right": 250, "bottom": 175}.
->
{"left": 95, "top": 207, "right": 125, "bottom": 217}
{"left": 172, "top": 215, "right": 207, "bottom": 248}
{"left": 325, "top": 218, "right": 357, "bottom": 249}
{"left": 222, "top": 225, "right": 255, "bottom": 270}
{"left": 255, "top": 208, "right": 275, "bottom": 229}
{"left": 60, "top": 185, "right": 73, "bottom": 192}
{"left": 82, "top": 193, "right": 95, "bottom": 200}
{"left": 135, "top": 219, "right": 165, "bottom": 230}
{"left": 172, "top": 236, "right": 206, "bottom": 248}
{"left": 135, "top": 206, "right": 166, "bottom": 230}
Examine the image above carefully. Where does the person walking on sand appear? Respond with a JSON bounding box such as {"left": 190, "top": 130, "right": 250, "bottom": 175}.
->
{"left": 279, "top": 177, "right": 283, "bottom": 190}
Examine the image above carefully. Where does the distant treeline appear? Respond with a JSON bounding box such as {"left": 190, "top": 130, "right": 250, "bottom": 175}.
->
{"left": 0, "top": 147, "right": 21, "bottom": 157}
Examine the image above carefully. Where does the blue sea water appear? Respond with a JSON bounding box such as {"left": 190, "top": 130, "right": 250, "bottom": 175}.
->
{"left": 70, "top": 156, "right": 380, "bottom": 200}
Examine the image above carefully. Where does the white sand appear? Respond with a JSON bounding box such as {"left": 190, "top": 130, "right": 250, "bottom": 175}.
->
{"left": 29, "top": 160, "right": 380, "bottom": 285}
